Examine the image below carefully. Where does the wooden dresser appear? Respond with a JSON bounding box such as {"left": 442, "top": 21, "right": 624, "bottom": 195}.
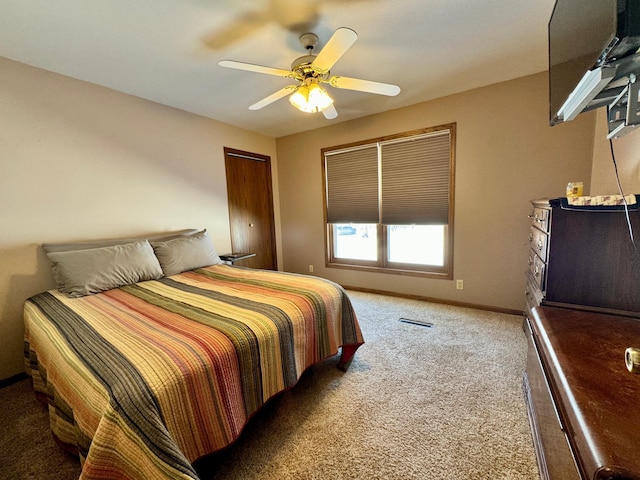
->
{"left": 526, "top": 198, "right": 640, "bottom": 317}
{"left": 523, "top": 198, "right": 640, "bottom": 480}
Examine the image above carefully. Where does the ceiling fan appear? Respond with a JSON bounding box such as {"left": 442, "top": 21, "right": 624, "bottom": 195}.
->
{"left": 218, "top": 27, "right": 401, "bottom": 119}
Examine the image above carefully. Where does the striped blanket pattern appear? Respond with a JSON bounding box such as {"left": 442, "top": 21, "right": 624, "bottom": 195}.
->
{"left": 23, "top": 265, "right": 363, "bottom": 479}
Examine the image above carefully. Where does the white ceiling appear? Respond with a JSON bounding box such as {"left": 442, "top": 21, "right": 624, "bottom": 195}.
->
{"left": 0, "top": 0, "right": 556, "bottom": 138}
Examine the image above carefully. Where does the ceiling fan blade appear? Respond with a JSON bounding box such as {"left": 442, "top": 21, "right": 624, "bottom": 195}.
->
{"left": 322, "top": 103, "right": 338, "bottom": 120}
{"left": 219, "top": 60, "right": 293, "bottom": 78}
{"left": 312, "top": 27, "right": 358, "bottom": 73}
{"left": 328, "top": 76, "right": 401, "bottom": 96}
{"left": 249, "top": 85, "right": 298, "bottom": 110}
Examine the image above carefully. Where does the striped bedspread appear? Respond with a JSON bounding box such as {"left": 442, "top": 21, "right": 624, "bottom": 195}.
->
{"left": 23, "top": 265, "right": 363, "bottom": 479}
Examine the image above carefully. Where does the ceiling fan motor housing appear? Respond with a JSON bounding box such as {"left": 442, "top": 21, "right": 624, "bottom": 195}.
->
{"left": 291, "top": 54, "right": 326, "bottom": 79}
{"left": 292, "top": 33, "right": 327, "bottom": 80}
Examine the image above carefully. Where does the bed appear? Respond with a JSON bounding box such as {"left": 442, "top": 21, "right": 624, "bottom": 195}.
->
{"left": 23, "top": 231, "right": 363, "bottom": 480}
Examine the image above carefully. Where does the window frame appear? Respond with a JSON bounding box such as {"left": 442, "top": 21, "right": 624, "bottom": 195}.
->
{"left": 322, "top": 124, "right": 456, "bottom": 279}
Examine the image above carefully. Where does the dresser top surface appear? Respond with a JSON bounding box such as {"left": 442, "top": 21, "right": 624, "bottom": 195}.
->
{"left": 530, "top": 198, "right": 551, "bottom": 208}
{"left": 531, "top": 306, "right": 640, "bottom": 479}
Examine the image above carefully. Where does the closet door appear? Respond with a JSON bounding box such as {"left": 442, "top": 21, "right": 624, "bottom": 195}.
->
{"left": 224, "top": 147, "right": 277, "bottom": 270}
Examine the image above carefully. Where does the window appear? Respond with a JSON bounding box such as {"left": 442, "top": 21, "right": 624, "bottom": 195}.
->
{"left": 322, "top": 124, "right": 455, "bottom": 278}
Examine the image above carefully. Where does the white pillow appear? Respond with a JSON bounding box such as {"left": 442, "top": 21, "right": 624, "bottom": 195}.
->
{"left": 151, "top": 230, "right": 222, "bottom": 276}
{"left": 46, "top": 240, "right": 164, "bottom": 297}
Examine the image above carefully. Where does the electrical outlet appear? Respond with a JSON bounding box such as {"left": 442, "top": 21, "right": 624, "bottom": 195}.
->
{"left": 456, "top": 279, "right": 464, "bottom": 290}
{"left": 309, "top": 265, "right": 314, "bottom": 273}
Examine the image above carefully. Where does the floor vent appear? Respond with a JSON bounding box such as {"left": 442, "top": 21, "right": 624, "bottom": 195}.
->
{"left": 399, "top": 318, "right": 434, "bottom": 328}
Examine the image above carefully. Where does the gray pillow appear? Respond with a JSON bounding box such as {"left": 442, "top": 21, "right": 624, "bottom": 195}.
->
{"left": 151, "top": 230, "right": 222, "bottom": 276}
{"left": 46, "top": 240, "right": 164, "bottom": 297}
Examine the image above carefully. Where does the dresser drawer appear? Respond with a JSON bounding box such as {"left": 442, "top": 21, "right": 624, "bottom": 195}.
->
{"left": 524, "top": 318, "right": 581, "bottom": 480}
{"left": 528, "top": 251, "right": 546, "bottom": 290}
{"left": 525, "top": 271, "right": 544, "bottom": 312}
{"left": 530, "top": 207, "right": 550, "bottom": 233}
{"left": 529, "top": 226, "right": 548, "bottom": 260}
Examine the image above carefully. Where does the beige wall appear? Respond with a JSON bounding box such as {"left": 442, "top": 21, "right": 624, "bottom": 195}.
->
{"left": 276, "top": 72, "right": 596, "bottom": 312}
{"left": 591, "top": 108, "right": 640, "bottom": 194}
{"left": 0, "top": 57, "right": 279, "bottom": 381}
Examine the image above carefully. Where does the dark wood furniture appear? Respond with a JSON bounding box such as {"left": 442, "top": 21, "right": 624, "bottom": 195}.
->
{"left": 523, "top": 198, "right": 640, "bottom": 480}
{"left": 525, "top": 307, "right": 640, "bottom": 480}
{"left": 526, "top": 198, "right": 640, "bottom": 318}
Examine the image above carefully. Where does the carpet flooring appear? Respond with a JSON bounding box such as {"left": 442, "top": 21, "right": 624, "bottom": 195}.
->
{"left": 0, "top": 290, "right": 539, "bottom": 479}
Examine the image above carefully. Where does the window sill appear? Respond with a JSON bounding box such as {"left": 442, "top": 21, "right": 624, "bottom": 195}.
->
{"left": 326, "top": 262, "right": 452, "bottom": 280}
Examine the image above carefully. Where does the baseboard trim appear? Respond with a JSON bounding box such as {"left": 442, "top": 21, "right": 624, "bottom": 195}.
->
{"left": 0, "top": 372, "right": 28, "bottom": 389}
{"left": 342, "top": 285, "right": 524, "bottom": 316}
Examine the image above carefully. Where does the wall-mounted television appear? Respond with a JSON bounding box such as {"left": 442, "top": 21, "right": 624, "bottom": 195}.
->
{"left": 549, "top": 0, "right": 640, "bottom": 133}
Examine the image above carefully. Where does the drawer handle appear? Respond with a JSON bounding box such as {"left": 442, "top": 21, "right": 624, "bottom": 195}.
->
{"left": 534, "top": 266, "right": 540, "bottom": 276}
{"left": 536, "top": 241, "right": 543, "bottom": 251}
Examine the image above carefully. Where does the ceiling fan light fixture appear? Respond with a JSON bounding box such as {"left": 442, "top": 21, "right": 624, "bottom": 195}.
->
{"left": 289, "top": 82, "right": 333, "bottom": 113}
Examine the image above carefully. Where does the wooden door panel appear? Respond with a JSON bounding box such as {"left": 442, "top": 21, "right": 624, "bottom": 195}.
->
{"left": 224, "top": 148, "right": 277, "bottom": 270}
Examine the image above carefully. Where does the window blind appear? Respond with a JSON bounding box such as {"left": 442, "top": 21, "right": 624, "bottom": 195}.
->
{"left": 380, "top": 131, "right": 451, "bottom": 225}
{"left": 325, "top": 145, "right": 379, "bottom": 224}
{"left": 324, "top": 127, "right": 452, "bottom": 226}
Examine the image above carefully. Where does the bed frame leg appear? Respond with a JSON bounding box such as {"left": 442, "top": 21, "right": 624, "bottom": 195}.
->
{"left": 337, "top": 343, "right": 362, "bottom": 372}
